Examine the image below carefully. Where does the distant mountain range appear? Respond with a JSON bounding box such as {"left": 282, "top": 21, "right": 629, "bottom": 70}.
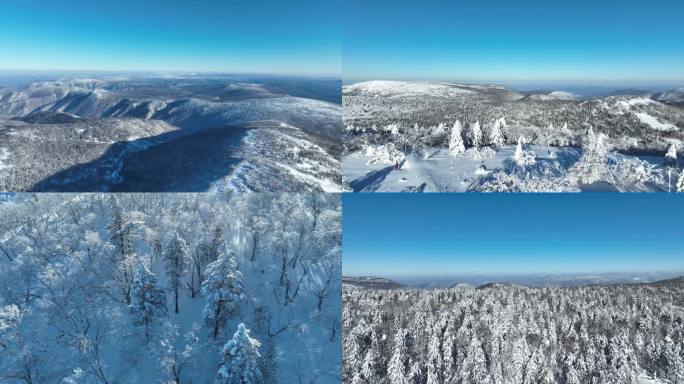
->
{"left": 343, "top": 274, "right": 684, "bottom": 290}
{"left": 342, "top": 276, "right": 405, "bottom": 289}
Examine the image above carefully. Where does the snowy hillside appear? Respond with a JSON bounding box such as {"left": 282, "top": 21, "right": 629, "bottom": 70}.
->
{"left": 343, "top": 80, "right": 524, "bottom": 102}
{"left": 0, "top": 75, "right": 343, "bottom": 192}
{"left": 0, "top": 193, "right": 342, "bottom": 383}
{"left": 0, "top": 117, "right": 179, "bottom": 191}
{"left": 342, "top": 276, "right": 404, "bottom": 290}
{"left": 344, "top": 278, "right": 684, "bottom": 383}
{"left": 343, "top": 80, "right": 684, "bottom": 192}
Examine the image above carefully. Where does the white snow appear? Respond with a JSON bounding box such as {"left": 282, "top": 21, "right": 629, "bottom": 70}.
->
{"left": 634, "top": 372, "right": 671, "bottom": 384}
{"left": 0, "top": 148, "right": 9, "bottom": 169}
{"left": 618, "top": 97, "right": 658, "bottom": 108}
{"left": 343, "top": 80, "right": 477, "bottom": 98}
{"left": 635, "top": 112, "right": 678, "bottom": 131}
{"left": 343, "top": 145, "right": 667, "bottom": 192}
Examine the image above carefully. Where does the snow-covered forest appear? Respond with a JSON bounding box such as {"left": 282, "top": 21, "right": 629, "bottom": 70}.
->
{"left": 0, "top": 193, "right": 342, "bottom": 383}
{"left": 343, "top": 279, "right": 684, "bottom": 384}
{"left": 343, "top": 81, "right": 684, "bottom": 192}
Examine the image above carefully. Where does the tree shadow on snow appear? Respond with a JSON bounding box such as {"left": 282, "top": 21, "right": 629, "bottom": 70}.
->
{"left": 348, "top": 159, "right": 405, "bottom": 192}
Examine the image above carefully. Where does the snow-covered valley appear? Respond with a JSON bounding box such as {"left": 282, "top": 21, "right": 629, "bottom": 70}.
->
{"left": 0, "top": 193, "right": 342, "bottom": 383}
{"left": 0, "top": 75, "right": 344, "bottom": 192}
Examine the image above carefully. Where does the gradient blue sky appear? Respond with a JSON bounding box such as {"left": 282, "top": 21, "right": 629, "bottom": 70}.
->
{"left": 0, "top": 0, "right": 340, "bottom": 75}
{"left": 343, "top": 194, "right": 684, "bottom": 276}
{"left": 344, "top": 0, "right": 684, "bottom": 84}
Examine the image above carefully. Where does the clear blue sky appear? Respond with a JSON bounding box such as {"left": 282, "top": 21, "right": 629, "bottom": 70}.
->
{"left": 0, "top": 0, "right": 340, "bottom": 75}
{"left": 343, "top": 194, "right": 684, "bottom": 276}
{"left": 344, "top": 0, "right": 684, "bottom": 84}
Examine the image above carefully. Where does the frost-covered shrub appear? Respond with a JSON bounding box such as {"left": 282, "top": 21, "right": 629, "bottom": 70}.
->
{"left": 568, "top": 128, "right": 610, "bottom": 184}
{"left": 364, "top": 143, "right": 406, "bottom": 165}
{"left": 514, "top": 136, "right": 536, "bottom": 166}
{"left": 467, "top": 147, "right": 496, "bottom": 160}
{"left": 608, "top": 157, "right": 664, "bottom": 187}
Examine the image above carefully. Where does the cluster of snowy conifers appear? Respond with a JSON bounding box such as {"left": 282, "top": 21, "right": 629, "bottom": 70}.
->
{"left": 343, "top": 281, "right": 684, "bottom": 384}
{"left": 0, "top": 193, "right": 342, "bottom": 383}
{"left": 347, "top": 117, "right": 682, "bottom": 192}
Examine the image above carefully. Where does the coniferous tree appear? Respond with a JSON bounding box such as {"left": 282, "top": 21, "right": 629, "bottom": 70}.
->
{"left": 216, "top": 323, "right": 263, "bottom": 384}
{"left": 201, "top": 244, "right": 245, "bottom": 339}
{"left": 164, "top": 232, "right": 189, "bottom": 314}
{"left": 130, "top": 263, "right": 167, "bottom": 340}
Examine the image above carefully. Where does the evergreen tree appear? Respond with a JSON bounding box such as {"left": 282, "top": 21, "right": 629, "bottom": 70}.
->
{"left": 201, "top": 244, "right": 245, "bottom": 339}
{"left": 449, "top": 120, "right": 465, "bottom": 156}
{"left": 164, "top": 232, "right": 189, "bottom": 314}
{"left": 216, "top": 323, "right": 263, "bottom": 384}
{"left": 130, "top": 263, "right": 167, "bottom": 340}
{"left": 469, "top": 121, "right": 482, "bottom": 148}
{"left": 388, "top": 329, "right": 411, "bottom": 384}
{"left": 489, "top": 118, "right": 506, "bottom": 147}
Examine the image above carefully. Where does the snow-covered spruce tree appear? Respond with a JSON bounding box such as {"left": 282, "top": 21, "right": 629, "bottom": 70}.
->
{"left": 665, "top": 143, "right": 678, "bottom": 192}
{"left": 164, "top": 231, "right": 189, "bottom": 314}
{"left": 489, "top": 118, "right": 506, "bottom": 147}
{"left": 571, "top": 127, "right": 610, "bottom": 184}
{"left": 201, "top": 244, "right": 245, "bottom": 339}
{"left": 388, "top": 328, "right": 411, "bottom": 384}
{"left": 677, "top": 171, "right": 684, "bottom": 192}
{"left": 130, "top": 263, "right": 167, "bottom": 340}
{"left": 216, "top": 323, "right": 263, "bottom": 384}
{"left": 469, "top": 121, "right": 482, "bottom": 148}
{"left": 449, "top": 120, "right": 465, "bottom": 156}
{"left": 665, "top": 143, "right": 677, "bottom": 168}
{"left": 514, "top": 136, "right": 536, "bottom": 166}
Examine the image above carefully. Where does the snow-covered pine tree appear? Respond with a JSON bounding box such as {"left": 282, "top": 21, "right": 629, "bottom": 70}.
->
{"left": 469, "top": 121, "right": 482, "bottom": 148}
{"left": 665, "top": 143, "right": 678, "bottom": 192}
{"left": 201, "top": 244, "right": 245, "bottom": 339}
{"left": 489, "top": 118, "right": 506, "bottom": 147}
{"left": 388, "top": 328, "right": 411, "bottom": 384}
{"left": 665, "top": 143, "right": 677, "bottom": 167}
{"left": 164, "top": 232, "right": 189, "bottom": 314}
{"left": 449, "top": 120, "right": 465, "bottom": 156}
{"left": 130, "top": 263, "right": 167, "bottom": 340}
{"left": 571, "top": 127, "right": 610, "bottom": 184}
{"left": 216, "top": 323, "right": 263, "bottom": 384}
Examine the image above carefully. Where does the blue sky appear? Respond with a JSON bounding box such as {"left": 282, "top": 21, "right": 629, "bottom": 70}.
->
{"left": 344, "top": 0, "right": 684, "bottom": 84}
{"left": 0, "top": 0, "right": 340, "bottom": 75}
{"left": 343, "top": 194, "right": 684, "bottom": 276}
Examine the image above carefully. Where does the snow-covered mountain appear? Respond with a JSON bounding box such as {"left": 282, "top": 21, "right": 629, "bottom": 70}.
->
{"left": 655, "top": 87, "right": 684, "bottom": 103}
{"left": 0, "top": 76, "right": 344, "bottom": 191}
{"left": 344, "top": 80, "right": 684, "bottom": 155}
{"left": 0, "top": 116, "right": 179, "bottom": 191}
{"left": 343, "top": 80, "right": 684, "bottom": 192}
{"left": 343, "top": 80, "right": 524, "bottom": 102}
{"left": 342, "top": 276, "right": 404, "bottom": 289}
{"left": 523, "top": 90, "right": 578, "bottom": 101}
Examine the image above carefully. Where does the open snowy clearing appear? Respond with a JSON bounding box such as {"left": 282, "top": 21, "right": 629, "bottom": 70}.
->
{"left": 343, "top": 145, "right": 668, "bottom": 192}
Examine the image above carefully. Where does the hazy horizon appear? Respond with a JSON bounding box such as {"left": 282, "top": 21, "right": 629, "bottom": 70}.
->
{"left": 345, "top": 271, "right": 684, "bottom": 288}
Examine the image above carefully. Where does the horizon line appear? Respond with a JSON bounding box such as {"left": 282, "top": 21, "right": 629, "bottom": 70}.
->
{"left": 0, "top": 68, "right": 341, "bottom": 78}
